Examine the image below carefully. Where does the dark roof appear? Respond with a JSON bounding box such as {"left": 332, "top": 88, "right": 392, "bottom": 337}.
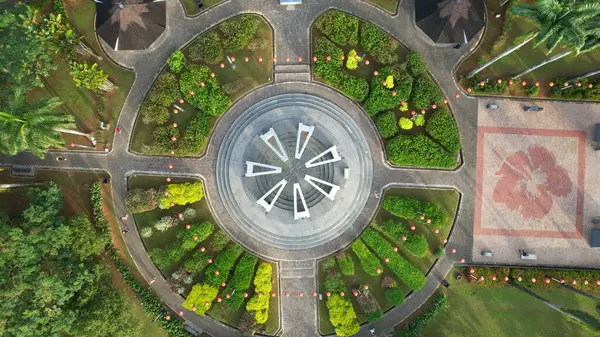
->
{"left": 591, "top": 228, "right": 600, "bottom": 248}
{"left": 415, "top": 0, "right": 485, "bottom": 44}
{"left": 595, "top": 123, "right": 600, "bottom": 142}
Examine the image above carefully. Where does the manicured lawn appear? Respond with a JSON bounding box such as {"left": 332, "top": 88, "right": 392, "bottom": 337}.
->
{"left": 458, "top": 0, "right": 600, "bottom": 94}
{"left": 181, "top": 0, "right": 224, "bottom": 16}
{"left": 368, "top": 0, "right": 399, "bottom": 13}
{"left": 418, "top": 270, "right": 600, "bottom": 337}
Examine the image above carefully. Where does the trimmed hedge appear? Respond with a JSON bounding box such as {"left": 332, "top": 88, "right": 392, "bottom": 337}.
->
{"left": 336, "top": 252, "right": 355, "bottom": 276}
{"left": 376, "top": 111, "right": 398, "bottom": 138}
{"left": 187, "top": 31, "right": 223, "bottom": 63}
{"left": 315, "top": 10, "right": 359, "bottom": 45}
{"left": 386, "top": 133, "right": 456, "bottom": 168}
{"left": 407, "top": 51, "right": 427, "bottom": 77}
{"left": 384, "top": 287, "right": 405, "bottom": 306}
{"left": 219, "top": 15, "right": 261, "bottom": 53}
{"left": 467, "top": 76, "right": 507, "bottom": 95}
{"left": 167, "top": 50, "right": 186, "bottom": 73}
{"left": 246, "top": 262, "right": 272, "bottom": 324}
{"left": 351, "top": 240, "right": 383, "bottom": 276}
{"left": 373, "top": 221, "right": 428, "bottom": 257}
{"left": 360, "top": 22, "right": 399, "bottom": 65}
{"left": 126, "top": 188, "right": 159, "bottom": 213}
{"left": 313, "top": 37, "right": 369, "bottom": 102}
{"left": 550, "top": 78, "right": 600, "bottom": 100}
{"left": 159, "top": 182, "right": 205, "bottom": 209}
{"left": 425, "top": 108, "right": 461, "bottom": 155}
{"left": 356, "top": 289, "right": 383, "bottom": 323}
{"left": 177, "top": 221, "right": 214, "bottom": 250}
{"left": 382, "top": 196, "right": 449, "bottom": 229}
{"left": 326, "top": 295, "right": 360, "bottom": 337}
{"left": 140, "top": 73, "right": 180, "bottom": 125}
{"left": 222, "top": 253, "right": 258, "bottom": 313}
{"left": 363, "top": 66, "right": 413, "bottom": 116}
{"left": 468, "top": 266, "right": 600, "bottom": 291}
{"left": 324, "top": 272, "right": 347, "bottom": 293}
{"left": 404, "top": 234, "right": 428, "bottom": 257}
{"left": 183, "top": 284, "right": 219, "bottom": 315}
{"left": 184, "top": 250, "right": 209, "bottom": 274}
{"left": 150, "top": 246, "right": 186, "bottom": 270}
{"left": 410, "top": 75, "right": 444, "bottom": 109}
{"left": 397, "top": 294, "right": 448, "bottom": 336}
{"left": 361, "top": 229, "right": 425, "bottom": 291}
{"left": 181, "top": 113, "right": 212, "bottom": 154}
{"left": 204, "top": 244, "right": 244, "bottom": 287}
{"left": 180, "top": 64, "right": 231, "bottom": 116}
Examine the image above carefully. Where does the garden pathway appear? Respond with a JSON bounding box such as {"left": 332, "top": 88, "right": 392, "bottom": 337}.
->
{"left": 0, "top": 0, "right": 488, "bottom": 336}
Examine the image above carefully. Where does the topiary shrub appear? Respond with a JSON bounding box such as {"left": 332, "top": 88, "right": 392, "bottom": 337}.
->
{"left": 183, "top": 207, "right": 197, "bottom": 219}
{"left": 375, "top": 110, "right": 398, "bottom": 138}
{"left": 167, "top": 50, "right": 186, "bottom": 73}
{"left": 182, "top": 113, "right": 212, "bottom": 154}
{"left": 187, "top": 31, "right": 223, "bottom": 63}
{"left": 151, "top": 125, "right": 179, "bottom": 154}
{"left": 326, "top": 295, "right": 360, "bottom": 337}
{"left": 179, "top": 64, "right": 231, "bottom": 116}
{"left": 178, "top": 221, "right": 214, "bottom": 250}
{"left": 184, "top": 250, "right": 209, "bottom": 274}
{"left": 141, "top": 73, "right": 180, "bottom": 124}
{"left": 246, "top": 262, "right": 272, "bottom": 324}
{"left": 413, "top": 114, "right": 425, "bottom": 127}
{"left": 159, "top": 182, "right": 205, "bottom": 209}
{"left": 526, "top": 84, "right": 540, "bottom": 97}
{"left": 154, "top": 216, "right": 177, "bottom": 232}
{"left": 324, "top": 272, "right": 346, "bottom": 293}
{"left": 434, "top": 247, "right": 445, "bottom": 258}
{"left": 351, "top": 240, "right": 383, "bottom": 276}
{"left": 382, "top": 196, "right": 448, "bottom": 229}
{"left": 346, "top": 49, "right": 360, "bottom": 70}
{"left": 209, "top": 230, "right": 230, "bottom": 252}
{"left": 363, "top": 66, "right": 413, "bottom": 116}
{"left": 336, "top": 252, "right": 355, "bottom": 276}
{"left": 149, "top": 246, "right": 185, "bottom": 269}
{"left": 220, "top": 15, "right": 261, "bottom": 52}
{"left": 386, "top": 134, "right": 456, "bottom": 168}
{"left": 315, "top": 10, "right": 359, "bottom": 45}
{"left": 223, "top": 253, "right": 258, "bottom": 313}
{"left": 404, "top": 234, "right": 429, "bottom": 257}
{"left": 125, "top": 188, "right": 160, "bottom": 213}
{"left": 398, "top": 117, "right": 413, "bottom": 130}
{"left": 360, "top": 22, "right": 399, "bottom": 64}
{"left": 386, "top": 75, "right": 394, "bottom": 89}
{"left": 140, "top": 103, "right": 169, "bottom": 125}
{"left": 410, "top": 75, "right": 443, "bottom": 109}
{"left": 140, "top": 226, "right": 153, "bottom": 238}
{"left": 384, "top": 287, "right": 405, "bottom": 305}
{"left": 183, "top": 284, "right": 219, "bottom": 315}
{"left": 425, "top": 108, "right": 461, "bottom": 155}
{"left": 407, "top": 51, "right": 427, "bottom": 77}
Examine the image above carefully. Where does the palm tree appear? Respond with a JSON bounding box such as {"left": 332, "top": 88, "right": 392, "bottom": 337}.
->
{"left": 0, "top": 88, "right": 77, "bottom": 158}
{"left": 467, "top": 0, "right": 600, "bottom": 78}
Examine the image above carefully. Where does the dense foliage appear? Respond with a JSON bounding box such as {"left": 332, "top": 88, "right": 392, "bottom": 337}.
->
{"left": 386, "top": 133, "right": 456, "bottom": 168}
{"left": 246, "top": 262, "right": 273, "bottom": 324}
{"left": 223, "top": 253, "right": 258, "bottom": 312}
{"left": 397, "top": 294, "right": 448, "bottom": 336}
{"left": 167, "top": 50, "right": 186, "bottom": 73}
{"left": 315, "top": 10, "right": 359, "bottom": 45}
{"left": 363, "top": 66, "right": 413, "bottom": 116}
{"left": 336, "top": 252, "right": 355, "bottom": 276}
{"left": 219, "top": 15, "right": 261, "bottom": 53}
{"left": 183, "top": 284, "right": 219, "bottom": 315}
{"left": 346, "top": 49, "right": 360, "bottom": 70}
{"left": 361, "top": 228, "right": 426, "bottom": 291}
{"left": 180, "top": 64, "right": 231, "bottom": 116}
{"left": 550, "top": 78, "right": 600, "bottom": 100}
{"left": 125, "top": 187, "right": 160, "bottom": 213}
{"left": 326, "top": 295, "right": 360, "bottom": 337}
{"left": 384, "top": 287, "right": 405, "bottom": 306}
{"left": 410, "top": 75, "right": 444, "bottom": 109}
{"left": 376, "top": 110, "right": 399, "bottom": 138}
{"left": 382, "top": 196, "right": 449, "bottom": 229}
{"left": 356, "top": 289, "right": 383, "bottom": 323}
{"left": 150, "top": 222, "right": 214, "bottom": 269}
{"left": 360, "top": 22, "right": 399, "bottom": 64}
{"left": 425, "top": 108, "right": 461, "bottom": 155}
{"left": 404, "top": 234, "right": 429, "bottom": 257}
{"left": 399, "top": 117, "right": 413, "bottom": 130}
{"left": 203, "top": 244, "right": 244, "bottom": 287}
{"left": 178, "top": 221, "right": 214, "bottom": 250}
{"left": 468, "top": 266, "right": 600, "bottom": 291}
{"left": 159, "top": 181, "right": 205, "bottom": 209}
{"left": 373, "top": 220, "right": 429, "bottom": 257}
{"left": 140, "top": 72, "right": 180, "bottom": 125}
{"left": 69, "top": 62, "right": 110, "bottom": 93}
{"left": 407, "top": 51, "right": 427, "bottom": 77}
{"left": 187, "top": 31, "right": 223, "bottom": 63}
{"left": 351, "top": 239, "right": 383, "bottom": 276}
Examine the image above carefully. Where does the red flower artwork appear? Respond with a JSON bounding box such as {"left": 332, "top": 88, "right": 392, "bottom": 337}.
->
{"left": 492, "top": 146, "right": 572, "bottom": 219}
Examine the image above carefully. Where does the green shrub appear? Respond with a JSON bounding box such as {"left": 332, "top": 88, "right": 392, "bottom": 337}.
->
{"left": 346, "top": 49, "right": 360, "bottom": 70}
{"left": 400, "top": 294, "right": 448, "bottom": 334}
{"left": 159, "top": 182, "right": 205, "bottom": 209}
{"left": 246, "top": 262, "right": 272, "bottom": 324}
{"left": 204, "top": 244, "right": 244, "bottom": 287}
{"left": 140, "top": 102, "right": 169, "bottom": 125}
{"left": 182, "top": 113, "right": 212, "bottom": 153}
{"left": 209, "top": 230, "right": 230, "bottom": 252}
{"left": 247, "top": 37, "right": 269, "bottom": 51}
{"left": 220, "top": 15, "right": 261, "bottom": 52}
{"left": 361, "top": 229, "right": 426, "bottom": 291}
{"left": 356, "top": 289, "right": 383, "bottom": 323}
{"left": 140, "top": 226, "right": 153, "bottom": 238}
{"left": 386, "top": 134, "right": 456, "bottom": 168}
{"left": 183, "top": 284, "right": 219, "bottom": 315}
{"left": 184, "top": 250, "right": 209, "bottom": 273}
{"left": 336, "top": 252, "right": 355, "bottom": 276}
{"left": 146, "top": 73, "right": 180, "bottom": 107}
{"left": 183, "top": 207, "right": 197, "bottom": 219}
{"left": 384, "top": 287, "right": 405, "bottom": 305}
{"left": 125, "top": 188, "right": 159, "bottom": 213}
{"left": 425, "top": 108, "right": 461, "bottom": 155}
{"left": 398, "top": 117, "right": 413, "bottom": 130}
{"left": 434, "top": 247, "right": 445, "bottom": 257}
{"left": 410, "top": 75, "right": 443, "bottom": 109}
{"left": 178, "top": 222, "right": 214, "bottom": 250}
{"left": 407, "top": 51, "right": 427, "bottom": 77}
{"left": 550, "top": 78, "right": 600, "bottom": 100}
{"left": 376, "top": 110, "right": 398, "bottom": 138}
{"left": 382, "top": 196, "right": 449, "bottom": 229}
{"left": 324, "top": 272, "right": 347, "bottom": 293}
{"left": 413, "top": 114, "right": 425, "bottom": 126}
{"left": 351, "top": 240, "right": 383, "bottom": 276}
{"left": 363, "top": 66, "right": 413, "bottom": 116}
{"left": 313, "top": 37, "right": 369, "bottom": 102}
{"left": 404, "top": 234, "right": 428, "bottom": 257}
{"left": 315, "top": 11, "right": 359, "bottom": 45}
{"left": 153, "top": 216, "right": 177, "bottom": 232}
{"left": 386, "top": 75, "right": 394, "bottom": 89}
{"left": 326, "top": 295, "right": 360, "bottom": 337}
{"left": 150, "top": 246, "right": 185, "bottom": 270}
{"left": 373, "top": 220, "right": 409, "bottom": 240}
{"left": 526, "top": 84, "right": 540, "bottom": 97}
{"left": 167, "top": 50, "right": 186, "bottom": 73}
{"left": 321, "top": 256, "right": 337, "bottom": 270}
{"left": 151, "top": 125, "right": 179, "bottom": 153}
{"left": 223, "top": 253, "right": 258, "bottom": 312}
{"left": 360, "top": 22, "right": 399, "bottom": 65}
{"left": 179, "top": 64, "right": 231, "bottom": 116}
{"left": 187, "top": 31, "right": 223, "bottom": 63}
{"left": 468, "top": 76, "right": 507, "bottom": 95}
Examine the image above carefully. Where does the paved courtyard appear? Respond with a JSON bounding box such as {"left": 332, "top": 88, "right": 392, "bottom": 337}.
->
{"left": 473, "top": 99, "right": 600, "bottom": 268}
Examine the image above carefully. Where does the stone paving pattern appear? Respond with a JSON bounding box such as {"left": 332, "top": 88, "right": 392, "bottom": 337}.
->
{"left": 1, "top": 0, "right": 599, "bottom": 336}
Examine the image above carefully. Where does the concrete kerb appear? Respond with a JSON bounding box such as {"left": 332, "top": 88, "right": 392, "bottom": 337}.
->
{"left": 177, "top": 0, "right": 232, "bottom": 18}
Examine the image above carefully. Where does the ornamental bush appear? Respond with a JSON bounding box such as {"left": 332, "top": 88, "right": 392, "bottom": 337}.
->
{"left": 346, "top": 49, "right": 360, "bottom": 70}
{"left": 246, "top": 262, "right": 272, "bottom": 324}
{"left": 223, "top": 253, "right": 258, "bottom": 312}
{"left": 356, "top": 289, "right": 383, "bottom": 323}
{"left": 550, "top": 78, "right": 600, "bottom": 100}
{"left": 150, "top": 246, "right": 186, "bottom": 269}
{"left": 326, "top": 295, "right": 360, "bottom": 337}
{"left": 384, "top": 287, "right": 405, "bottom": 306}
{"left": 324, "top": 271, "right": 346, "bottom": 293}
{"left": 125, "top": 188, "right": 159, "bottom": 213}
{"left": 398, "top": 117, "right": 413, "bottom": 130}
{"left": 151, "top": 125, "right": 179, "bottom": 153}
{"left": 159, "top": 182, "right": 205, "bottom": 209}
{"left": 220, "top": 15, "right": 261, "bottom": 52}
{"left": 376, "top": 111, "right": 398, "bottom": 138}
{"left": 360, "top": 22, "right": 399, "bottom": 65}
{"left": 204, "top": 244, "right": 244, "bottom": 287}
{"left": 425, "top": 108, "right": 461, "bottom": 155}
{"left": 167, "top": 50, "right": 186, "bottom": 73}
{"left": 336, "top": 252, "right": 355, "bottom": 276}
{"left": 363, "top": 67, "right": 413, "bottom": 116}
{"left": 183, "top": 207, "right": 197, "bottom": 219}
{"left": 386, "top": 75, "right": 394, "bottom": 89}
{"left": 178, "top": 222, "right": 214, "bottom": 250}
{"left": 140, "top": 227, "right": 153, "bottom": 238}
{"left": 400, "top": 294, "right": 448, "bottom": 334}
{"left": 361, "top": 228, "right": 426, "bottom": 291}
{"left": 315, "top": 11, "right": 359, "bottom": 45}
{"left": 382, "top": 196, "right": 449, "bottom": 229}
{"left": 209, "top": 230, "right": 230, "bottom": 251}
{"left": 182, "top": 113, "right": 212, "bottom": 153}
{"left": 407, "top": 51, "right": 427, "bottom": 77}
{"left": 373, "top": 220, "right": 409, "bottom": 240}
{"left": 154, "top": 216, "right": 177, "bottom": 232}
{"left": 140, "top": 103, "right": 169, "bottom": 125}
{"left": 413, "top": 114, "right": 425, "bottom": 127}
{"left": 184, "top": 250, "right": 209, "bottom": 274}
{"left": 183, "top": 284, "right": 219, "bottom": 315}
{"left": 187, "top": 31, "right": 223, "bottom": 63}
{"left": 410, "top": 75, "right": 444, "bottom": 109}
{"left": 386, "top": 134, "right": 456, "bottom": 168}
{"left": 404, "top": 234, "right": 429, "bottom": 257}
{"left": 146, "top": 73, "right": 180, "bottom": 107}
{"left": 351, "top": 240, "right": 383, "bottom": 276}
{"left": 179, "top": 64, "right": 231, "bottom": 116}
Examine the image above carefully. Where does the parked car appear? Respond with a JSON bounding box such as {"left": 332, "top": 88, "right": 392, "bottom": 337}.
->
{"left": 487, "top": 103, "right": 499, "bottom": 110}
{"left": 524, "top": 105, "right": 543, "bottom": 112}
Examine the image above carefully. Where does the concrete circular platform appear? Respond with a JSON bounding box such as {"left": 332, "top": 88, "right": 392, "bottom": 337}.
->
{"left": 216, "top": 93, "right": 373, "bottom": 250}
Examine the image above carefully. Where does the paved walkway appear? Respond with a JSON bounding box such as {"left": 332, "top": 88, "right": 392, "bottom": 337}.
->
{"left": 0, "top": 0, "right": 486, "bottom": 336}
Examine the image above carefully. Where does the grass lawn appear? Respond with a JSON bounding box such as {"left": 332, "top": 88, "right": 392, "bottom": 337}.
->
{"left": 180, "top": 0, "right": 224, "bottom": 16}
{"left": 130, "top": 15, "right": 273, "bottom": 155}
{"left": 317, "top": 187, "right": 460, "bottom": 335}
{"left": 418, "top": 269, "right": 600, "bottom": 337}
{"left": 458, "top": 0, "right": 600, "bottom": 94}
{"left": 368, "top": 0, "right": 399, "bottom": 13}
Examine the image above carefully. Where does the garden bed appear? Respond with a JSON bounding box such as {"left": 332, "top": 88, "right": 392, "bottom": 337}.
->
{"left": 130, "top": 14, "right": 273, "bottom": 156}
{"left": 367, "top": 0, "right": 399, "bottom": 14}
{"left": 311, "top": 10, "right": 461, "bottom": 169}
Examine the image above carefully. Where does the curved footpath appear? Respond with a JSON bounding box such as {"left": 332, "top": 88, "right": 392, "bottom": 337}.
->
{"left": 0, "top": 0, "right": 520, "bottom": 336}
